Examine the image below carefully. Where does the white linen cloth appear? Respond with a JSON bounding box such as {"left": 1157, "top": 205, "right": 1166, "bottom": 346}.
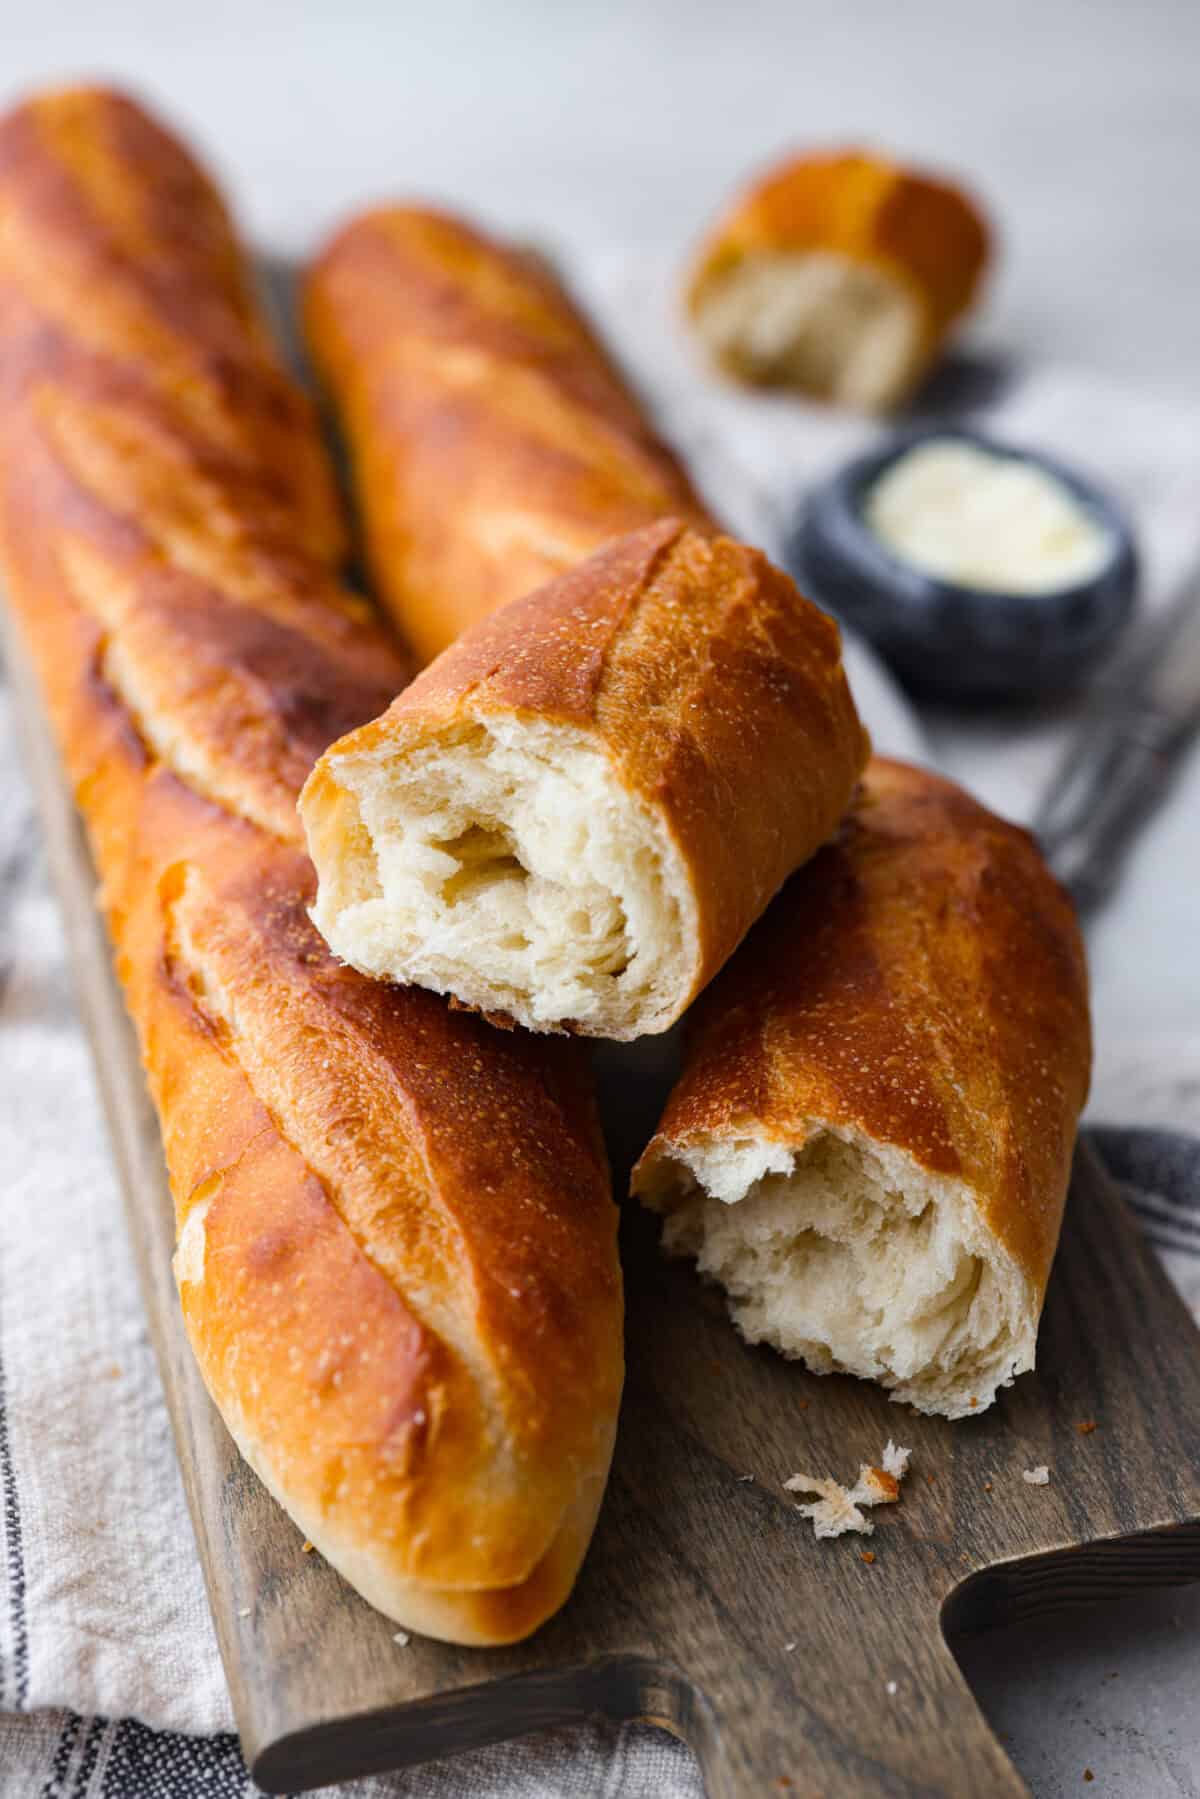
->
{"left": 0, "top": 252, "right": 1198, "bottom": 1796}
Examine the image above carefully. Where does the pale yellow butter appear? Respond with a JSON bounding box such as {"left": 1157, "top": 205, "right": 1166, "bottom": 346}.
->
{"left": 864, "top": 440, "right": 1113, "bottom": 594}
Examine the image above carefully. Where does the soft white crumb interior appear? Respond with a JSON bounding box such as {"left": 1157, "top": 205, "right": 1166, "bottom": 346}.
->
{"left": 695, "top": 250, "right": 922, "bottom": 409}
{"left": 311, "top": 718, "right": 693, "bottom": 1036}
{"left": 636, "top": 1127, "right": 1033, "bottom": 1417}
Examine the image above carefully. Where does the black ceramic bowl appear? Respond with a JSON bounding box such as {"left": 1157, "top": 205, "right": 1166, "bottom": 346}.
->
{"left": 787, "top": 427, "right": 1139, "bottom": 700}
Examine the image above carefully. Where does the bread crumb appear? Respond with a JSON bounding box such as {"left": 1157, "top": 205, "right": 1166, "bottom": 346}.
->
{"left": 789, "top": 1479, "right": 872, "bottom": 1537}
{"left": 969, "top": 1397, "right": 978, "bottom": 1409}
{"left": 886, "top": 1680, "right": 898, "bottom": 1696}
{"left": 925, "top": 1473, "right": 936, "bottom": 1486}
{"left": 796, "top": 1399, "right": 809, "bottom": 1411}
{"left": 784, "top": 1640, "right": 797, "bottom": 1652}
{"left": 1022, "top": 1466, "right": 1050, "bottom": 1486}
{"left": 785, "top": 1441, "right": 911, "bottom": 1539}
{"left": 1077, "top": 1419, "right": 1097, "bottom": 1435}
{"left": 984, "top": 1481, "right": 993, "bottom": 1492}
{"left": 854, "top": 1466, "right": 900, "bottom": 1505}
{"left": 738, "top": 1473, "right": 755, "bottom": 1483}
{"left": 861, "top": 1550, "right": 876, "bottom": 1565}
{"left": 301, "top": 1539, "right": 316, "bottom": 1553}
{"left": 881, "top": 1441, "right": 910, "bottom": 1481}
{"left": 1083, "top": 1771, "right": 1094, "bottom": 1783}
{"left": 237, "top": 1607, "right": 251, "bottom": 1618}
{"left": 392, "top": 1630, "right": 411, "bottom": 1646}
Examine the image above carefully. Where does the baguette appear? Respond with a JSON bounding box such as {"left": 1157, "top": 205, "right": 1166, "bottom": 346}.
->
{"left": 303, "top": 204, "right": 708, "bottom": 663}
{"left": 686, "top": 149, "right": 989, "bottom": 411}
{"left": 0, "top": 86, "right": 622, "bottom": 1644}
{"left": 632, "top": 760, "right": 1091, "bottom": 1417}
{"left": 301, "top": 517, "right": 868, "bottom": 1038}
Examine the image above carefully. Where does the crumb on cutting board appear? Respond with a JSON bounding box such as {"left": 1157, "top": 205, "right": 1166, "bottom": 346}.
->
{"left": 785, "top": 1440, "right": 911, "bottom": 1539}
{"left": 1078, "top": 1419, "right": 1098, "bottom": 1435}
{"left": 881, "top": 1441, "right": 910, "bottom": 1480}
{"left": 393, "top": 1630, "right": 411, "bottom": 1646}
{"left": 1022, "top": 1466, "right": 1050, "bottom": 1486}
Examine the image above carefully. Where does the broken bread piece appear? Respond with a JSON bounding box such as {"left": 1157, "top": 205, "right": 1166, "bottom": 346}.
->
{"left": 633, "top": 759, "right": 1091, "bottom": 1417}
{"left": 300, "top": 518, "right": 868, "bottom": 1040}
{"left": 686, "top": 149, "right": 989, "bottom": 411}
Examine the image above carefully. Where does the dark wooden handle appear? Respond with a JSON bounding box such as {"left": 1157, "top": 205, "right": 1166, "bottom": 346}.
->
{"left": 683, "top": 1639, "right": 1027, "bottom": 1798}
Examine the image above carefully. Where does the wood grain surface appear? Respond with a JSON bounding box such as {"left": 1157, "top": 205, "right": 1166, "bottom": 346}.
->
{"left": 5, "top": 590, "right": 1200, "bottom": 1799}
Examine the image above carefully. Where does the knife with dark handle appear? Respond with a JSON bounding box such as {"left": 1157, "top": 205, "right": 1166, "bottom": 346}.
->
{"left": 1034, "top": 568, "right": 1200, "bottom": 916}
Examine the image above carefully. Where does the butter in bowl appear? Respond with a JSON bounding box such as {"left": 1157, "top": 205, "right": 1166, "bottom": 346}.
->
{"left": 789, "top": 427, "right": 1138, "bottom": 699}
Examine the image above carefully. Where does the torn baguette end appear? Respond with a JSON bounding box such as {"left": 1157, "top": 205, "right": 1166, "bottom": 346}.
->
{"left": 691, "top": 250, "right": 926, "bottom": 411}
{"left": 301, "top": 715, "right": 699, "bottom": 1041}
{"left": 633, "top": 1124, "right": 1037, "bottom": 1420}
{"left": 686, "top": 149, "right": 990, "bottom": 412}
{"left": 301, "top": 518, "right": 867, "bottom": 1043}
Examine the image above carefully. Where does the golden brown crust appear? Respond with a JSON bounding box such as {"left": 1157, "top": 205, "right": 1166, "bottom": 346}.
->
{"left": 0, "top": 86, "right": 622, "bottom": 1640}
{"left": 687, "top": 148, "right": 990, "bottom": 394}
{"left": 0, "top": 86, "right": 347, "bottom": 565}
{"left": 303, "top": 204, "right": 708, "bottom": 663}
{"left": 636, "top": 759, "right": 1091, "bottom": 1299}
{"left": 306, "top": 518, "right": 869, "bottom": 1033}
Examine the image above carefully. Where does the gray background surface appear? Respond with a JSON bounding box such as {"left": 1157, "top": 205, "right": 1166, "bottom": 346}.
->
{"left": 5, "top": 0, "right": 1199, "bottom": 399}
{"left": 1, "top": 3, "right": 1198, "bottom": 1793}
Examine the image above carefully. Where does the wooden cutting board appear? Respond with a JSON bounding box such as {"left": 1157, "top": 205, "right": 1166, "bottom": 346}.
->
{"left": 6, "top": 592, "right": 1200, "bottom": 1799}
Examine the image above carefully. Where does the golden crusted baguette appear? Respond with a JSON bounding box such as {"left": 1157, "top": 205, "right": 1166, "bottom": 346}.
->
{"left": 301, "top": 517, "right": 868, "bottom": 1039}
{"left": 0, "top": 85, "right": 622, "bottom": 1644}
{"left": 303, "top": 204, "right": 708, "bottom": 663}
{"left": 633, "top": 760, "right": 1091, "bottom": 1418}
{"left": 686, "top": 149, "right": 989, "bottom": 410}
